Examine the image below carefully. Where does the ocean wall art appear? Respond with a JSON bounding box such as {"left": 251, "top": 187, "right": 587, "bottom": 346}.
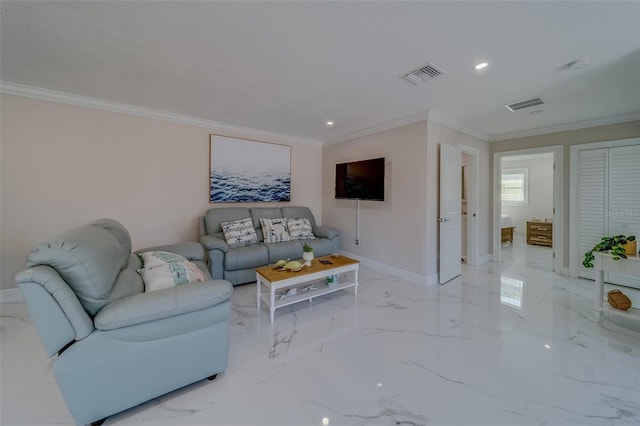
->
{"left": 209, "top": 135, "right": 291, "bottom": 203}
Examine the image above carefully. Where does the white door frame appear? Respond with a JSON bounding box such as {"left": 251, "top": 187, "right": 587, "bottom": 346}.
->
{"left": 493, "top": 145, "right": 564, "bottom": 273}
{"left": 460, "top": 144, "right": 480, "bottom": 266}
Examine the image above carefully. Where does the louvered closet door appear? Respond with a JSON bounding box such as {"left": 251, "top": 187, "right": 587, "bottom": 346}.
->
{"left": 607, "top": 145, "right": 640, "bottom": 287}
{"left": 577, "top": 144, "right": 640, "bottom": 285}
{"left": 577, "top": 149, "right": 608, "bottom": 280}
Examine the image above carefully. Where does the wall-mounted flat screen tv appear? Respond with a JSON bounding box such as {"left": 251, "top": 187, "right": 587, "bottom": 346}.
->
{"left": 335, "top": 157, "right": 385, "bottom": 201}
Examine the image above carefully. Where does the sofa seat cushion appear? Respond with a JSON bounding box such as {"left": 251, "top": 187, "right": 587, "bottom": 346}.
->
{"left": 265, "top": 241, "right": 303, "bottom": 263}
{"left": 26, "top": 219, "right": 131, "bottom": 315}
{"left": 94, "top": 280, "right": 232, "bottom": 331}
{"left": 224, "top": 244, "right": 269, "bottom": 271}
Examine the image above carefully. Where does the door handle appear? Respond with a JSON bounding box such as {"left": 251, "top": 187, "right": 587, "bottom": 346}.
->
{"left": 438, "top": 218, "right": 451, "bottom": 222}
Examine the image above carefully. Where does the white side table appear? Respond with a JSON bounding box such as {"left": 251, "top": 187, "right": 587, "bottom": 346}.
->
{"left": 592, "top": 252, "right": 640, "bottom": 312}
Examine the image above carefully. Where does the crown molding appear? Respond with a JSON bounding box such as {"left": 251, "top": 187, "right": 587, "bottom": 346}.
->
{"left": 323, "top": 110, "right": 431, "bottom": 146}
{"left": 0, "top": 81, "right": 323, "bottom": 146}
{"left": 323, "top": 109, "right": 491, "bottom": 146}
{"left": 489, "top": 112, "right": 640, "bottom": 142}
{"left": 426, "top": 109, "right": 491, "bottom": 141}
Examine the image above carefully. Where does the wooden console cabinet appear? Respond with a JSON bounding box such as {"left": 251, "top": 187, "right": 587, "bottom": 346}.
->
{"left": 527, "top": 220, "right": 552, "bottom": 247}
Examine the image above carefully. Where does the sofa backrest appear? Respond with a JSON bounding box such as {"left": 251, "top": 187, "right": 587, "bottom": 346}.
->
{"left": 25, "top": 219, "right": 132, "bottom": 316}
{"left": 281, "top": 206, "right": 317, "bottom": 228}
{"left": 203, "top": 207, "right": 252, "bottom": 240}
{"left": 202, "top": 206, "right": 319, "bottom": 242}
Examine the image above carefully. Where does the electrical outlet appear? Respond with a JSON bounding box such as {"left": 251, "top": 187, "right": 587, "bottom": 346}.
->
{"left": 355, "top": 239, "right": 360, "bottom": 245}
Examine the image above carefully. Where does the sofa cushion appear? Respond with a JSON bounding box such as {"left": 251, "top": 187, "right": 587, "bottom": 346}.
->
{"left": 221, "top": 218, "right": 258, "bottom": 248}
{"left": 286, "top": 217, "right": 316, "bottom": 240}
{"left": 265, "top": 240, "right": 303, "bottom": 263}
{"left": 259, "top": 217, "right": 291, "bottom": 243}
{"left": 224, "top": 244, "right": 269, "bottom": 270}
{"left": 26, "top": 221, "right": 130, "bottom": 315}
{"left": 94, "top": 279, "right": 232, "bottom": 331}
{"left": 90, "top": 218, "right": 132, "bottom": 265}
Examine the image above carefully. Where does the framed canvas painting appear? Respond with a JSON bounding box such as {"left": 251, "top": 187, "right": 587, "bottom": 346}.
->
{"left": 209, "top": 135, "right": 291, "bottom": 203}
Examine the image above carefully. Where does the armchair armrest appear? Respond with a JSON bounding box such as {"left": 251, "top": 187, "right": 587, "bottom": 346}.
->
{"left": 16, "top": 266, "right": 94, "bottom": 356}
{"left": 314, "top": 226, "right": 340, "bottom": 240}
{"left": 200, "top": 235, "right": 229, "bottom": 252}
{"left": 94, "top": 279, "right": 233, "bottom": 331}
{"left": 137, "top": 241, "right": 206, "bottom": 261}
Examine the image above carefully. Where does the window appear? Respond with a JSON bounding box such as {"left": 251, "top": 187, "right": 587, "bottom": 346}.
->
{"left": 501, "top": 168, "right": 528, "bottom": 206}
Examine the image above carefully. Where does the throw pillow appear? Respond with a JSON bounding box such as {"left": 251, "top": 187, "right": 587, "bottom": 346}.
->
{"left": 138, "top": 260, "right": 207, "bottom": 292}
{"left": 138, "top": 251, "right": 188, "bottom": 269}
{"left": 286, "top": 217, "right": 316, "bottom": 240}
{"left": 221, "top": 218, "right": 258, "bottom": 248}
{"left": 259, "top": 217, "right": 291, "bottom": 243}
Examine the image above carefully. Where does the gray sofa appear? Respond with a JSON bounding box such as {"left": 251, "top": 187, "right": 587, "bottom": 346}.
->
{"left": 200, "top": 206, "right": 340, "bottom": 285}
{"left": 16, "top": 219, "right": 233, "bottom": 426}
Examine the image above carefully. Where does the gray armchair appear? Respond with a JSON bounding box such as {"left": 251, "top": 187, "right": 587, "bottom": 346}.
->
{"left": 16, "top": 219, "right": 233, "bottom": 426}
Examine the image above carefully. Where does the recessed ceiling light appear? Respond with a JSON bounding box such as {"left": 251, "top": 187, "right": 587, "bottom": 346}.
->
{"left": 325, "top": 121, "right": 335, "bottom": 127}
{"left": 474, "top": 62, "right": 489, "bottom": 70}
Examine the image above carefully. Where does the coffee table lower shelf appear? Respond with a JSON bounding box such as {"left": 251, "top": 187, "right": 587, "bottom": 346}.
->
{"left": 256, "top": 260, "right": 359, "bottom": 324}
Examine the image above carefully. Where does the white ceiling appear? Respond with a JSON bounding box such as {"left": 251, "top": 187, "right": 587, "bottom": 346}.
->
{"left": 1, "top": 1, "right": 639, "bottom": 144}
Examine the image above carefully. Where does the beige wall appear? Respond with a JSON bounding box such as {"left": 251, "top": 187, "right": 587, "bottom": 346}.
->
{"left": 322, "top": 119, "right": 491, "bottom": 283}
{"left": 491, "top": 120, "right": 640, "bottom": 267}
{"left": 0, "top": 94, "right": 323, "bottom": 290}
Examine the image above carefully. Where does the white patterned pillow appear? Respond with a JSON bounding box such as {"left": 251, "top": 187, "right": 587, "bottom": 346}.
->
{"left": 259, "top": 217, "right": 291, "bottom": 243}
{"left": 138, "top": 251, "right": 188, "bottom": 269}
{"left": 286, "top": 217, "right": 316, "bottom": 240}
{"left": 138, "top": 260, "right": 207, "bottom": 292}
{"left": 221, "top": 218, "right": 258, "bottom": 248}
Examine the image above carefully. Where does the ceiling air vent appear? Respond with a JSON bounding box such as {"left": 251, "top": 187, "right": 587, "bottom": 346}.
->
{"left": 505, "top": 97, "right": 545, "bottom": 112}
{"left": 400, "top": 63, "right": 445, "bottom": 85}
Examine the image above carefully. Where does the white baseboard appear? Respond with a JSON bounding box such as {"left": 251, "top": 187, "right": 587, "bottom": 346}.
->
{"left": 0, "top": 288, "right": 23, "bottom": 303}
{"left": 339, "top": 251, "right": 438, "bottom": 286}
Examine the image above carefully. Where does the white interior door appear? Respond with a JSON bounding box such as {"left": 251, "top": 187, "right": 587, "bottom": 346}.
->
{"left": 439, "top": 143, "right": 462, "bottom": 284}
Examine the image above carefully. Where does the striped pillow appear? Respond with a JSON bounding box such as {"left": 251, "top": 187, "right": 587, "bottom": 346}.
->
{"left": 221, "top": 218, "right": 258, "bottom": 248}
{"left": 286, "top": 217, "right": 316, "bottom": 240}
{"left": 259, "top": 217, "right": 291, "bottom": 243}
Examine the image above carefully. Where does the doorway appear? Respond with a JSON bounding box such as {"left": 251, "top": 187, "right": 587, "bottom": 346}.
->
{"left": 439, "top": 143, "right": 480, "bottom": 284}
{"left": 493, "top": 146, "right": 564, "bottom": 273}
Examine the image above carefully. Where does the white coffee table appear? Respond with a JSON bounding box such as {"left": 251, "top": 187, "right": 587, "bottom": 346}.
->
{"left": 256, "top": 255, "right": 359, "bottom": 323}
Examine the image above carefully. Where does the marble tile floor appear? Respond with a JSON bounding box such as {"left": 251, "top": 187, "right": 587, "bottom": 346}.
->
{"left": 2, "top": 256, "right": 640, "bottom": 425}
{"left": 500, "top": 236, "right": 554, "bottom": 272}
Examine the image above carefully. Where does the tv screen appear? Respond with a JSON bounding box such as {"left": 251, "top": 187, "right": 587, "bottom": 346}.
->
{"left": 335, "top": 157, "right": 385, "bottom": 201}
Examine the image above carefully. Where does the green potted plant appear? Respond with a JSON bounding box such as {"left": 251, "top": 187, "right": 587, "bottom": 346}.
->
{"left": 583, "top": 235, "right": 636, "bottom": 268}
{"left": 302, "top": 242, "right": 314, "bottom": 266}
